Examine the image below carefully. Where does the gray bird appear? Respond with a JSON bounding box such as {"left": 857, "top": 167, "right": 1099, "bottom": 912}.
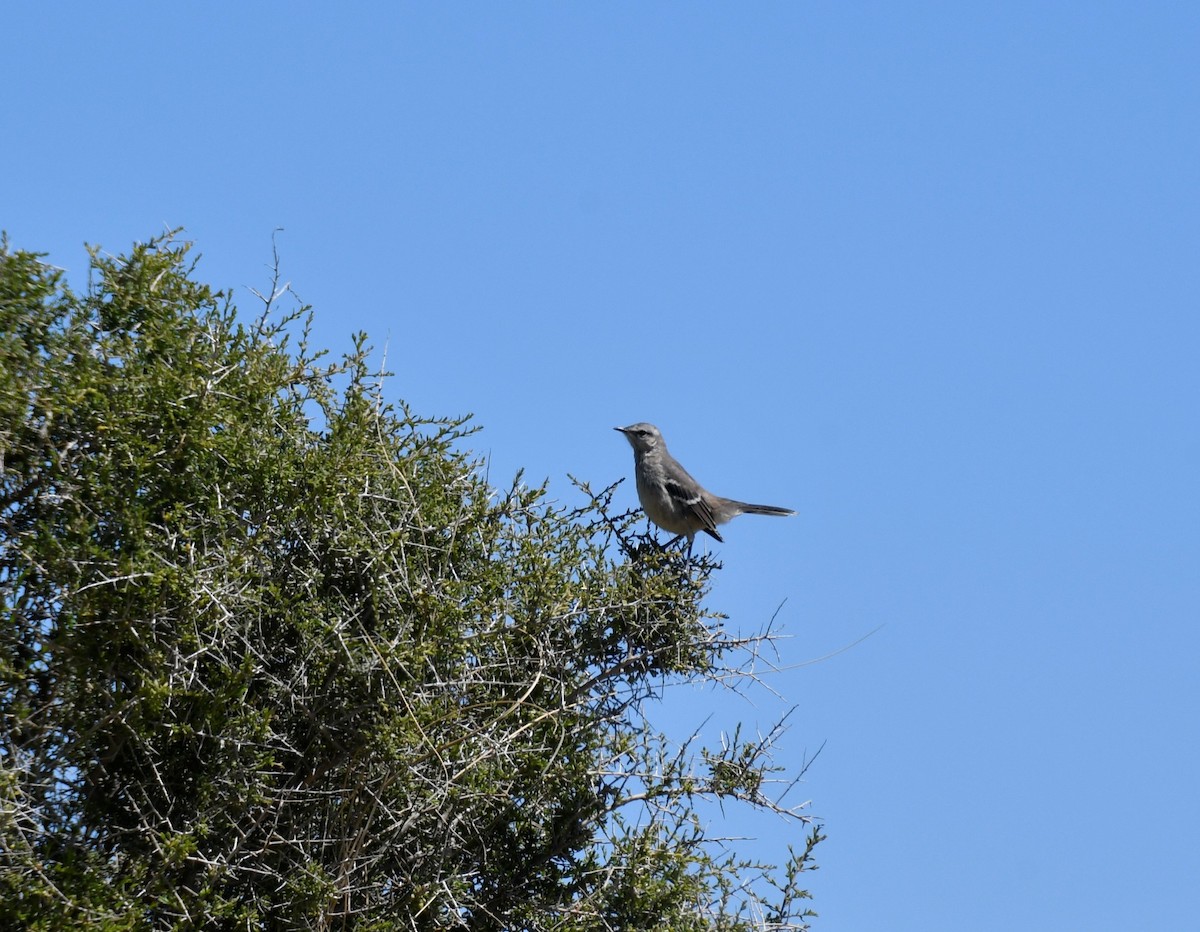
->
{"left": 614, "top": 422, "right": 795, "bottom": 549}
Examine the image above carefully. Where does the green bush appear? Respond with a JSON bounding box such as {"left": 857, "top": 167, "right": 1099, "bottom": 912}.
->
{"left": 0, "top": 233, "right": 820, "bottom": 930}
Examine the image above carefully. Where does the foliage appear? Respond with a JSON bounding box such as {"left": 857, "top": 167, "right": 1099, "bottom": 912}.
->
{"left": 0, "top": 233, "right": 821, "bottom": 930}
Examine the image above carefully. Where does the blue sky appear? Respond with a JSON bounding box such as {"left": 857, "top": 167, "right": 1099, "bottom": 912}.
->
{"left": 5, "top": 4, "right": 1198, "bottom": 928}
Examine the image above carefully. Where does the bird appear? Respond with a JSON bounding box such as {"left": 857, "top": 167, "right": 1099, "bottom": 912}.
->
{"left": 614, "top": 422, "right": 795, "bottom": 550}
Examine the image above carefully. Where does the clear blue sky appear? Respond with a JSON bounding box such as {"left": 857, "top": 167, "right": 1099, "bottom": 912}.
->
{"left": 5, "top": 5, "right": 1198, "bottom": 929}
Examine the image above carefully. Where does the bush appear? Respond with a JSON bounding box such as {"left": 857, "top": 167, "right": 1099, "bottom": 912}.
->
{"left": 0, "top": 233, "right": 821, "bottom": 930}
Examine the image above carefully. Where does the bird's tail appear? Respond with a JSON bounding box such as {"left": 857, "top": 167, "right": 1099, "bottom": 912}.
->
{"left": 734, "top": 501, "right": 796, "bottom": 518}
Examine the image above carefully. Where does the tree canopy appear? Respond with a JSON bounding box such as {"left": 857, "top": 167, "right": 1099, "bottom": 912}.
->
{"left": 0, "top": 233, "right": 820, "bottom": 930}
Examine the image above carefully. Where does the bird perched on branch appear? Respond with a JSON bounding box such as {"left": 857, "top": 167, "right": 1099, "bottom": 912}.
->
{"left": 614, "top": 422, "right": 795, "bottom": 550}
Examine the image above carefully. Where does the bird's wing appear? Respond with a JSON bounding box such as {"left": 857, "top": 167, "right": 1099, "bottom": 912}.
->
{"left": 664, "top": 477, "right": 723, "bottom": 540}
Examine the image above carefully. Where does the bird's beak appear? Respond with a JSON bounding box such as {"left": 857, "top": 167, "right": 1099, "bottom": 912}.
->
{"left": 613, "top": 426, "right": 627, "bottom": 434}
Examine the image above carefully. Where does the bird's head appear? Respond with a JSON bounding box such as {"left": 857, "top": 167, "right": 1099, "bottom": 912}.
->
{"left": 614, "top": 422, "right": 663, "bottom": 454}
